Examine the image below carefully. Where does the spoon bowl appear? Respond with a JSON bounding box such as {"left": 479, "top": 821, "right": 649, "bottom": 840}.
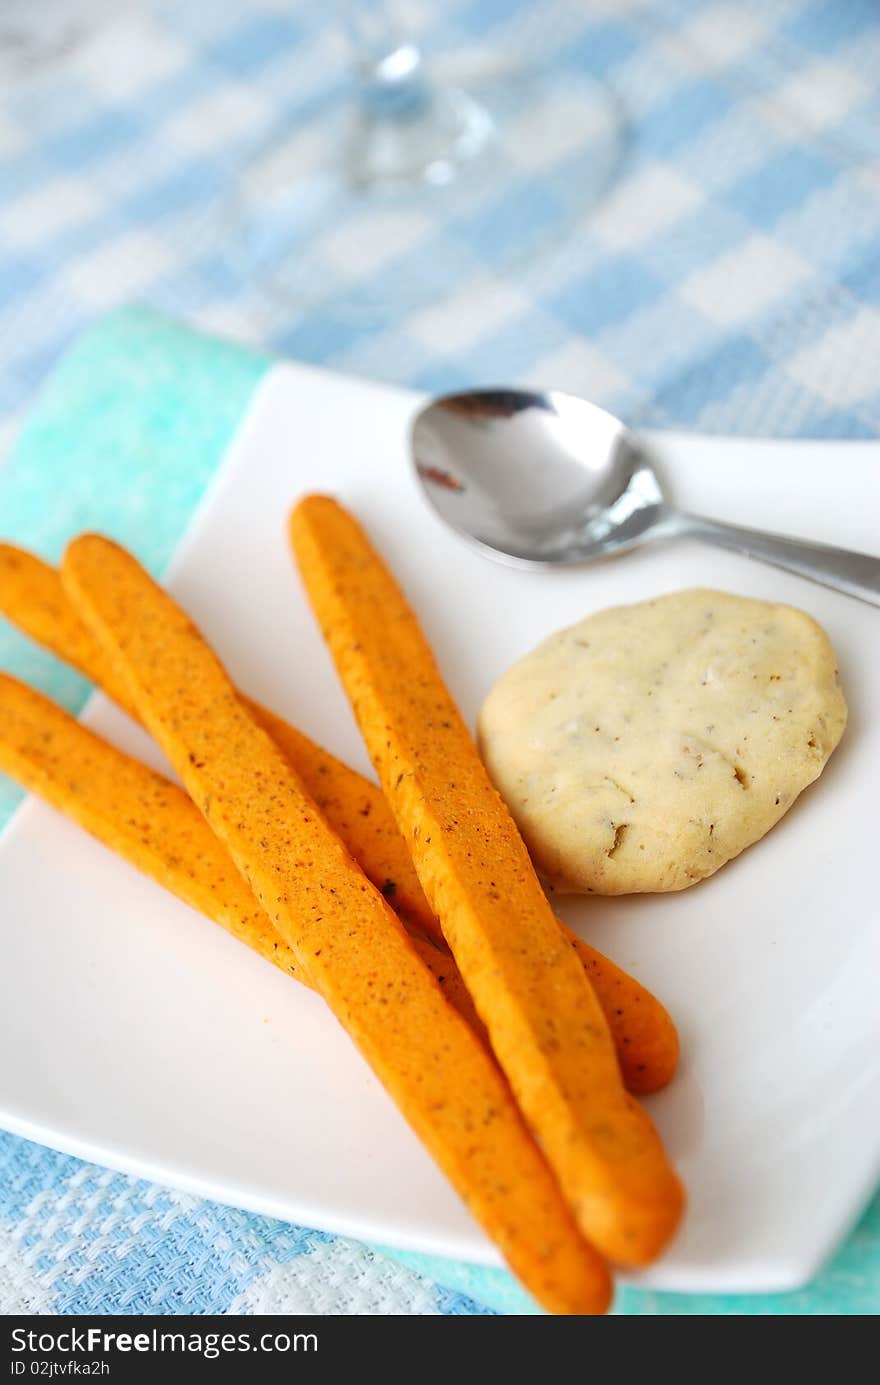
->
{"left": 411, "top": 387, "right": 880, "bottom": 605}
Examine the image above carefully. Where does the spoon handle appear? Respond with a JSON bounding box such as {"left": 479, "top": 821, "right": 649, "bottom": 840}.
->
{"left": 675, "top": 512, "right": 880, "bottom": 608}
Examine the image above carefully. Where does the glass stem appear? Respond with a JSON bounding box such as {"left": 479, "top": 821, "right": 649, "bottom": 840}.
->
{"left": 336, "top": 0, "right": 429, "bottom": 117}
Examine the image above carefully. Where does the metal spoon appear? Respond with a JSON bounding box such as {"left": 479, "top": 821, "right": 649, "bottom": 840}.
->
{"left": 411, "top": 388, "right": 880, "bottom": 607}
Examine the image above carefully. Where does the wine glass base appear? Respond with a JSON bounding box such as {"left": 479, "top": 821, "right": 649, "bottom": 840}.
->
{"left": 346, "top": 84, "right": 495, "bottom": 189}
{"left": 226, "top": 61, "right": 624, "bottom": 323}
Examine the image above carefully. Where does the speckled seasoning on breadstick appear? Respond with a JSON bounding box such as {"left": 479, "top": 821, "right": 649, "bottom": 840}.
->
{"left": 0, "top": 541, "right": 679, "bottom": 1094}
{"left": 0, "top": 672, "right": 484, "bottom": 1033}
{"left": 0, "top": 542, "right": 432, "bottom": 935}
{"left": 289, "top": 496, "right": 684, "bottom": 1267}
{"left": 61, "top": 534, "right": 613, "bottom": 1317}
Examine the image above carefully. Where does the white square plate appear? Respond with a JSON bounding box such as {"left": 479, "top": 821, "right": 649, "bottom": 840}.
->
{"left": 1, "top": 363, "right": 878, "bottom": 1294}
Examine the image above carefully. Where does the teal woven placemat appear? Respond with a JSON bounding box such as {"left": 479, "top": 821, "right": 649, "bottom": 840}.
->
{"left": 0, "top": 308, "right": 876, "bottom": 1315}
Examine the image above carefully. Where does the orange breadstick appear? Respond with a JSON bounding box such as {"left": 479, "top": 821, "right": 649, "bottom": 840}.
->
{"left": 62, "top": 534, "right": 612, "bottom": 1317}
{"left": 0, "top": 672, "right": 484, "bottom": 1035}
{"left": 0, "top": 542, "right": 431, "bottom": 936}
{"left": 0, "top": 541, "right": 679, "bottom": 1094}
{"left": 289, "top": 496, "right": 684, "bottom": 1267}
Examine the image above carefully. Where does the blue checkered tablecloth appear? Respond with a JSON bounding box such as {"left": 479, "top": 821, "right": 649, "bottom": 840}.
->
{"left": 1, "top": 0, "right": 878, "bottom": 1316}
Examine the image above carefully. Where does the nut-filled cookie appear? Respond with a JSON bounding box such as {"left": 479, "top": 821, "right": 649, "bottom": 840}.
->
{"left": 478, "top": 589, "right": 847, "bottom": 894}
